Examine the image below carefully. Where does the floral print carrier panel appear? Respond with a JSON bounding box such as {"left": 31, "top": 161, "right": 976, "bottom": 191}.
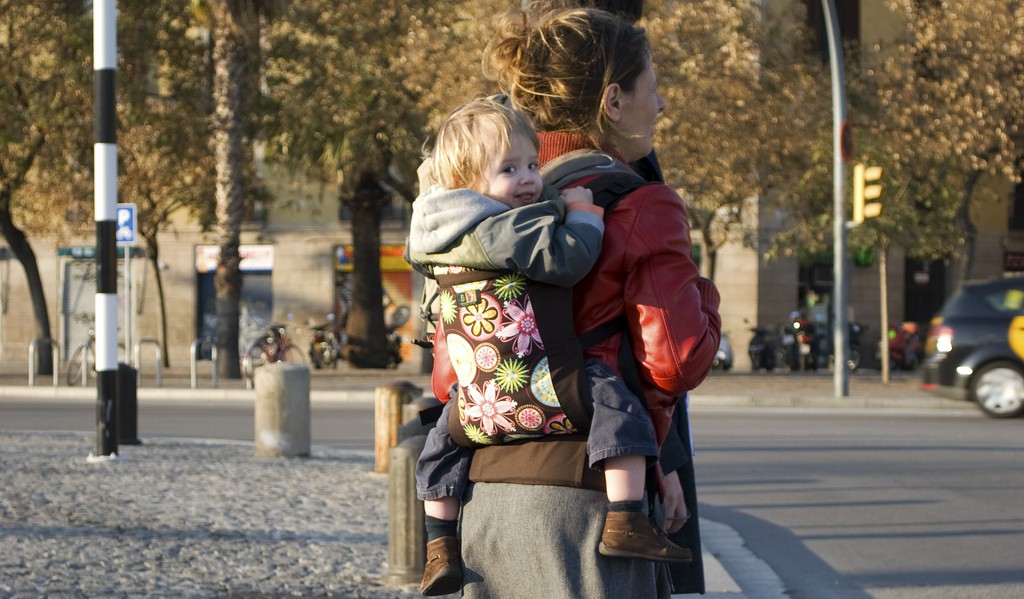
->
{"left": 435, "top": 266, "right": 577, "bottom": 446}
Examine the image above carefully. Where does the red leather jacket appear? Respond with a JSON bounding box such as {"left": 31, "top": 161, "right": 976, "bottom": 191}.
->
{"left": 544, "top": 133, "right": 721, "bottom": 444}
{"left": 431, "top": 132, "right": 721, "bottom": 447}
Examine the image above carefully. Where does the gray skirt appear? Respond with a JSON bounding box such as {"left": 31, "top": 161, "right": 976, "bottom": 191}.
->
{"left": 460, "top": 481, "right": 665, "bottom": 598}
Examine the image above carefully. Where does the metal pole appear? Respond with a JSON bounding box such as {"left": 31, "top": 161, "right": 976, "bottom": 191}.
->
{"left": 125, "top": 247, "right": 132, "bottom": 364}
{"left": 821, "top": 0, "right": 849, "bottom": 397}
{"left": 94, "top": 0, "right": 119, "bottom": 456}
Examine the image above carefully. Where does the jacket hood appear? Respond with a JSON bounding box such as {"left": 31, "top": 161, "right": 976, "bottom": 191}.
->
{"left": 409, "top": 187, "right": 509, "bottom": 253}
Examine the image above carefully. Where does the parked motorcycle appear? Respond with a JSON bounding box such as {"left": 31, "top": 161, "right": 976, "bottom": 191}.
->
{"left": 385, "top": 304, "right": 411, "bottom": 369}
{"left": 746, "top": 320, "right": 778, "bottom": 372}
{"left": 713, "top": 332, "right": 734, "bottom": 371}
{"left": 846, "top": 322, "right": 864, "bottom": 371}
{"left": 779, "top": 315, "right": 805, "bottom": 371}
{"left": 308, "top": 313, "right": 344, "bottom": 369}
{"left": 882, "top": 321, "right": 923, "bottom": 370}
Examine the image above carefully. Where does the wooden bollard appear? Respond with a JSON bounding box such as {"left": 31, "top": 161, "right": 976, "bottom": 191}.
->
{"left": 374, "top": 381, "right": 420, "bottom": 473}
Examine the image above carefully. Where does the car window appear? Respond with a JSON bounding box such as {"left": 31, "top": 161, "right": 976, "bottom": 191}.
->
{"left": 987, "top": 288, "right": 1024, "bottom": 315}
{"left": 943, "top": 282, "right": 1024, "bottom": 318}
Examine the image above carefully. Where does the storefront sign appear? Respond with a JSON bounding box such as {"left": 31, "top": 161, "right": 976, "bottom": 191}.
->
{"left": 195, "top": 245, "right": 275, "bottom": 273}
{"left": 1004, "top": 251, "right": 1024, "bottom": 272}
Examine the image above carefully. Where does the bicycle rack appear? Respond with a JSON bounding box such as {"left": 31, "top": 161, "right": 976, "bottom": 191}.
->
{"left": 28, "top": 338, "right": 60, "bottom": 387}
{"left": 242, "top": 347, "right": 255, "bottom": 390}
{"left": 71, "top": 339, "right": 94, "bottom": 387}
{"left": 190, "top": 338, "right": 219, "bottom": 389}
{"left": 133, "top": 338, "right": 163, "bottom": 388}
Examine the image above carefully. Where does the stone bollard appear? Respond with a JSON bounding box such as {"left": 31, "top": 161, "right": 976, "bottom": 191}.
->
{"left": 254, "top": 362, "right": 311, "bottom": 458}
{"left": 374, "top": 381, "right": 421, "bottom": 473}
{"left": 384, "top": 433, "right": 427, "bottom": 586}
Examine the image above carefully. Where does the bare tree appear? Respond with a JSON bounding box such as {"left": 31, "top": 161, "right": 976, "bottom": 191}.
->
{"left": 262, "top": 0, "right": 499, "bottom": 367}
{"left": 0, "top": 0, "right": 92, "bottom": 373}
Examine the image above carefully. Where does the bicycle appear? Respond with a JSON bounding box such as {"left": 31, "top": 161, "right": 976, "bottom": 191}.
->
{"left": 247, "top": 323, "right": 306, "bottom": 369}
{"left": 308, "top": 314, "right": 345, "bottom": 370}
{"left": 66, "top": 330, "right": 95, "bottom": 386}
{"left": 66, "top": 329, "right": 125, "bottom": 386}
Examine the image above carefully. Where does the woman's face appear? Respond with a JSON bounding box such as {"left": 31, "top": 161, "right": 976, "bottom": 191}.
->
{"left": 605, "top": 61, "right": 665, "bottom": 163}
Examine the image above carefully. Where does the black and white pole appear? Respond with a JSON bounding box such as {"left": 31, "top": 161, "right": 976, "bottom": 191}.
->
{"left": 93, "top": 0, "right": 119, "bottom": 458}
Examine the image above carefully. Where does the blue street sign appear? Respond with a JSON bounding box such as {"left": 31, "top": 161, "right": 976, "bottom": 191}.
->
{"left": 116, "top": 203, "right": 137, "bottom": 245}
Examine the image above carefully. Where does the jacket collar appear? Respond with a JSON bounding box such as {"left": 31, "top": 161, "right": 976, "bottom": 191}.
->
{"left": 537, "top": 132, "right": 626, "bottom": 167}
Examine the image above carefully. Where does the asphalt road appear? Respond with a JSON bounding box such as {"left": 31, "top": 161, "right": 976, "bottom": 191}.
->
{"left": 0, "top": 398, "right": 377, "bottom": 449}
{"left": 692, "top": 406, "right": 1024, "bottom": 599}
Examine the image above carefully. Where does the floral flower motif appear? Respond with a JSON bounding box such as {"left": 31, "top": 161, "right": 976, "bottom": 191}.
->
{"left": 496, "top": 297, "right": 543, "bottom": 357}
{"left": 494, "top": 358, "right": 529, "bottom": 393}
{"left": 438, "top": 290, "right": 458, "bottom": 325}
{"left": 461, "top": 299, "right": 499, "bottom": 338}
{"left": 463, "top": 424, "right": 492, "bottom": 445}
{"left": 463, "top": 379, "right": 517, "bottom": 436}
{"left": 493, "top": 273, "right": 527, "bottom": 301}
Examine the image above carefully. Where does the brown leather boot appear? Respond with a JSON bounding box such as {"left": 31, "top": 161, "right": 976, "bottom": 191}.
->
{"left": 598, "top": 510, "right": 693, "bottom": 563}
{"left": 420, "top": 536, "right": 463, "bottom": 596}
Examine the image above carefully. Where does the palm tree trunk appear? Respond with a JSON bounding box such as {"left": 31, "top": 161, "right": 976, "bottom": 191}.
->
{"left": 344, "top": 172, "right": 388, "bottom": 368}
{"left": 211, "top": 11, "right": 248, "bottom": 379}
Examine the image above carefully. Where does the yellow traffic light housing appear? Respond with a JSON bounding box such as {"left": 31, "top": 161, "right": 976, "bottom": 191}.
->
{"left": 852, "top": 163, "right": 884, "bottom": 224}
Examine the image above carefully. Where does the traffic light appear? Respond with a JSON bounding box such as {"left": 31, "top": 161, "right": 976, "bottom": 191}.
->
{"left": 852, "top": 163, "right": 883, "bottom": 224}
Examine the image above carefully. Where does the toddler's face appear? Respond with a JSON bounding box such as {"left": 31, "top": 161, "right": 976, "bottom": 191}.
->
{"left": 477, "top": 132, "right": 542, "bottom": 209}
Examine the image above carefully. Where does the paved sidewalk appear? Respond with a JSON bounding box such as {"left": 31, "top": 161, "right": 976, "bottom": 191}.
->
{"left": 0, "top": 357, "right": 967, "bottom": 411}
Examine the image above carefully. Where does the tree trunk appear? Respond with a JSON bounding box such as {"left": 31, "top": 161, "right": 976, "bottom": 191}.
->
{"left": 343, "top": 172, "right": 388, "bottom": 369}
{"left": 954, "top": 168, "right": 983, "bottom": 290}
{"left": 0, "top": 192, "right": 54, "bottom": 374}
{"left": 211, "top": 12, "right": 248, "bottom": 379}
{"left": 879, "top": 243, "right": 890, "bottom": 384}
{"left": 143, "top": 233, "right": 171, "bottom": 368}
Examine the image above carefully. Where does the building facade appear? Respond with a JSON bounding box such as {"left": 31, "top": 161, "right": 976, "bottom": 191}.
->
{"left": 1, "top": 0, "right": 1018, "bottom": 374}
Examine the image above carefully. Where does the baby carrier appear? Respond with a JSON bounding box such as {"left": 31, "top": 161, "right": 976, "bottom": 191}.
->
{"left": 430, "top": 150, "right": 652, "bottom": 448}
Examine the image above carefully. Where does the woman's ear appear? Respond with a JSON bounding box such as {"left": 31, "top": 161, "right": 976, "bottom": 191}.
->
{"left": 602, "top": 83, "right": 623, "bottom": 123}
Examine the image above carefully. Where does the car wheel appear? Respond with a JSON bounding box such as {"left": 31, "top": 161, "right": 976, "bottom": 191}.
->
{"left": 970, "top": 361, "right": 1024, "bottom": 418}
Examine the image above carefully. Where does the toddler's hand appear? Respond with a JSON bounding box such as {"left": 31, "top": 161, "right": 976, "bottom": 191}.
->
{"left": 561, "top": 186, "right": 594, "bottom": 206}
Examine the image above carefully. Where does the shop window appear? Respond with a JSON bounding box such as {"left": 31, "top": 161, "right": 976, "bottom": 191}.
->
{"left": 1010, "top": 179, "right": 1024, "bottom": 232}
{"left": 802, "top": 0, "right": 861, "bottom": 62}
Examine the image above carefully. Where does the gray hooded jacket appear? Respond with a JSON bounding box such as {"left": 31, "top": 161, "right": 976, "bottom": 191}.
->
{"left": 406, "top": 185, "right": 604, "bottom": 287}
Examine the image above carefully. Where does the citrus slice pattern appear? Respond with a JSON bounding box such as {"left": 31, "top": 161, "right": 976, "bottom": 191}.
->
{"left": 515, "top": 405, "right": 545, "bottom": 431}
{"left": 446, "top": 334, "right": 477, "bottom": 386}
{"left": 530, "top": 357, "right": 560, "bottom": 407}
{"left": 475, "top": 343, "right": 500, "bottom": 372}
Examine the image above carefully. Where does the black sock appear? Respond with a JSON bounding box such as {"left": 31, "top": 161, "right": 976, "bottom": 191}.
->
{"left": 608, "top": 500, "right": 644, "bottom": 513}
{"left": 424, "top": 515, "right": 459, "bottom": 542}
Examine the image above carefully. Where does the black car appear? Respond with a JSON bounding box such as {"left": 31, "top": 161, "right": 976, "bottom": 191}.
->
{"left": 922, "top": 277, "right": 1024, "bottom": 418}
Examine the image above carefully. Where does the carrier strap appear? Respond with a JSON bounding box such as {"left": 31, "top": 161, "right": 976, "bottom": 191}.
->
{"left": 579, "top": 316, "right": 645, "bottom": 400}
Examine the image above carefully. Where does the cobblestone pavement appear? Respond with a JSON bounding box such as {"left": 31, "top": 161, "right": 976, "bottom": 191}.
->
{"left": 0, "top": 431, "right": 427, "bottom": 599}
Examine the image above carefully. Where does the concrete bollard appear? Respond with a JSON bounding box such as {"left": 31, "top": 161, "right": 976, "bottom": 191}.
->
{"left": 384, "top": 433, "right": 427, "bottom": 586}
{"left": 374, "top": 381, "right": 421, "bottom": 473}
{"left": 254, "top": 362, "right": 311, "bottom": 458}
